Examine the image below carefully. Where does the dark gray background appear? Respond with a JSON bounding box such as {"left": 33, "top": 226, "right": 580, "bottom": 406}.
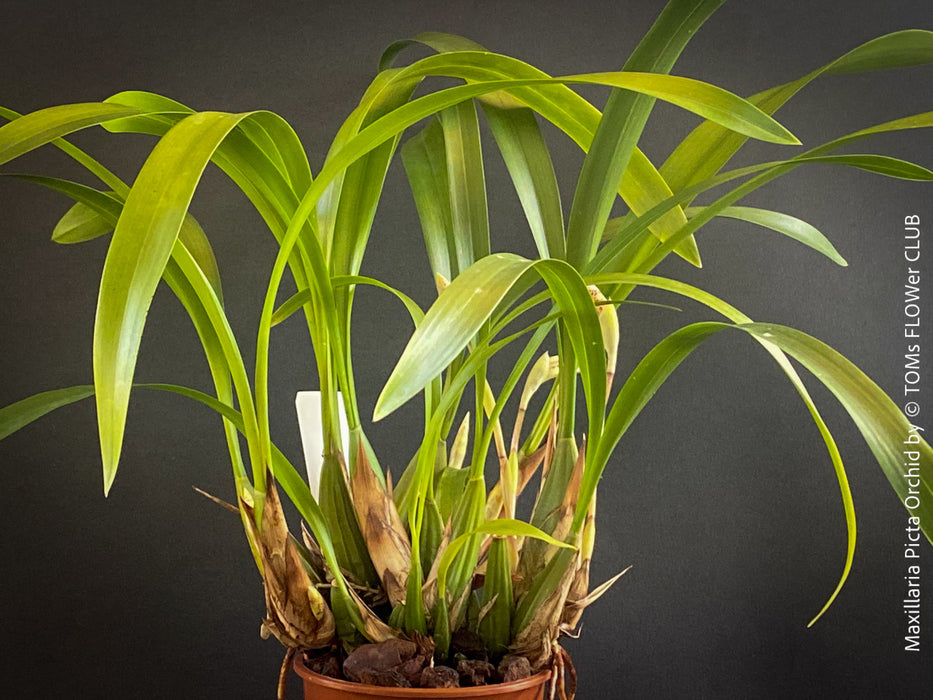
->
{"left": 0, "top": 1, "right": 930, "bottom": 697}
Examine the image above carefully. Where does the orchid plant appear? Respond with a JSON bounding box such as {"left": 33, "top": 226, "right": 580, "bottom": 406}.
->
{"left": 1, "top": 1, "right": 931, "bottom": 697}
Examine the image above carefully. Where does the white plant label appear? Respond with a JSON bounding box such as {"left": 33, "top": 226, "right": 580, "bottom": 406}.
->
{"left": 296, "top": 391, "right": 350, "bottom": 500}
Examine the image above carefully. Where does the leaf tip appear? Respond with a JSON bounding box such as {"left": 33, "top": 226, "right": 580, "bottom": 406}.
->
{"left": 372, "top": 396, "right": 390, "bottom": 423}
{"left": 102, "top": 469, "right": 116, "bottom": 497}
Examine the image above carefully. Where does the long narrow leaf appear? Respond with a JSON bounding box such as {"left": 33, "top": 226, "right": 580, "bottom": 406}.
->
{"left": 440, "top": 99, "right": 489, "bottom": 270}
{"left": 662, "top": 30, "right": 933, "bottom": 196}
{"left": 591, "top": 112, "right": 933, "bottom": 277}
{"left": 483, "top": 103, "right": 565, "bottom": 259}
{"left": 381, "top": 35, "right": 698, "bottom": 265}
{"left": 94, "top": 110, "right": 253, "bottom": 494}
{"left": 376, "top": 253, "right": 606, "bottom": 430}
{"left": 0, "top": 386, "right": 95, "bottom": 440}
{"left": 437, "top": 518, "right": 573, "bottom": 600}
{"left": 0, "top": 103, "right": 141, "bottom": 166}
{"left": 375, "top": 254, "right": 531, "bottom": 420}
{"left": 401, "top": 120, "right": 456, "bottom": 280}
{"left": 566, "top": 0, "right": 725, "bottom": 268}
{"left": 12, "top": 173, "right": 225, "bottom": 305}
{"left": 685, "top": 205, "right": 847, "bottom": 266}
{"left": 53, "top": 202, "right": 113, "bottom": 244}
{"left": 739, "top": 323, "right": 933, "bottom": 545}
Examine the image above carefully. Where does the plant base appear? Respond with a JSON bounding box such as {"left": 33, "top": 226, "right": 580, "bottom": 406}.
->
{"left": 293, "top": 655, "right": 551, "bottom": 699}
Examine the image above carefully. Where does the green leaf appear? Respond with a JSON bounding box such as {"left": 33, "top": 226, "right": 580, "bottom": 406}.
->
{"left": 435, "top": 467, "right": 471, "bottom": 526}
{"left": 158, "top": 256, "right": 245, "bottom": 482}
{"left": 378, "top": 254, "right": 606, "bottom": 502}
{"left": 162, "top": 103, "right": 337, "bottom": 460}
{"left": 262, "top": 59, "right": 804, "bottom": 526}
{"left": 578, "top": 270, "right": 925, "bottom": 625}
{"left": 638, "top": 152, "right": 933, "bottom": 276}
{"left": 6, "top": 136, "right": 246, "bottom": 494}
{"left": 477, "top": 537, "right": 513, "bottom": 654}
{"left": 384, "top": 33, "right": 699, "bottom": 265}
{"left": 267, "top": 274, "right": 428, "bottom": 334}
{"left": 313, "top": 67, "right": 800, "bottom": 230}
{"left": 439, "top": 99, "right": 489, "bottom": 271}
{"left": 166, "top": 233, "right": 267, "bottom": 511}
{"left": 592, "top": 110, "right": 933, "bottom": 278}
{"left": 270, "top": 289, "right": 312, "bottom": 327}
{"left": 100, "top": 93, "right": 320, "bottom": 300}
{"left": 0, "top": 386, "right": 95, "bottom": 440}
{"left": 6, "top": 175, "right": 123, "bottom": 222}
{"left": 266, "top": 62, "right": 805, "bottom": 331}
{"left": 1, "top": 175, "right": 123, "bottom": 245}
{"left": 623, "top": 151, "right": 701, "bottom": 267}
{"left": 0, "top": 103, "right": 141, "bottom": 166}
{"left": 401, "top": 119, "right": 456, "bottom": 280}
{"left": 588, "top": 315, "right": 932, "bottom": 619}
{"left": 53, "top": 202, "right": 113, "bottom": 243}
{"left": 803, "top": 154, "right": 933, "bottom": 180}
{"left": 0, "top": 107, "right": 128, "bottom": 194}
{"left": 685, "top": 205, "right": 847, "bottom": 266}
{"left": 662, "top": 30, "right": 933, "bottom": 196}
{"left": 598, "top": 322, "right": 729, "bottom": 464}
{"left": 94, "top": 110, "right": 252, "bottom": 495}
{"left": 10, "top": 173, "right": 224, "bottom": 301}
{"left": 375, "top": 254, "right": 531, "bottom": 420}
{"left": 376, "top": 252, "right": 606, "bottom": 434}
{"left": 738, "top": 323, "right": 933, "bottom": 546}
{"left": 565, "top": 0, "right": 726, "bottom": 268}
{"left": 332, "top": 275, "right": 425, "bottom": 325}
{"left": 174, "top": 215, "right": 224, "bottom": 303}
{"left": 437, "top": 518, "right": 573, "bottom": 598}
{"left": 0, "top": 378, "right": 366, "bottom": 636}
{"left": 380, "top": 32, "right": 486, "bottom": 72}
{"left": 100, "top": 92, "right": 343, "bottom": 461}
{"left": 482, "top": 103, "right": 565, "bottom": 259}
{"left": 327, "top": 76, "right": 418, "bottom": 429}
{"left": 824, "top": 29, "right": 933, "bottom": 75}
{"left": 236, "top": 111, "right": 312, "bottom": 195}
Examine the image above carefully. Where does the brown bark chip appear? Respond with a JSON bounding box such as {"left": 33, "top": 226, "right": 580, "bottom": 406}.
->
{"left": 356, "top": 669, "right": 412, "bottom": 687}
{"left": 498, "top": 655, "right": 532, "bottom": 683}
{"left": 457, "top": 659, "right": 496, "bottom": 686}
{"left": 343, "top": 639, "right": 419, "bottom": 683}
{"left": 420, "top": 665, "right": 461, "bottom": 688}
{"left": 302, "top": 649, "right": 342, "bottom": 679}
{"left": 398, "top": 655, "right": 429, "bottom": 685}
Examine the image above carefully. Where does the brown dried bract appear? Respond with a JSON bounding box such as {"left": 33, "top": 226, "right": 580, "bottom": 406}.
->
{"left": 349, "top": 444, "right": 411, "bottom": 607}
{"left": 243, "top": 473, "right": 335, "bottom": 650}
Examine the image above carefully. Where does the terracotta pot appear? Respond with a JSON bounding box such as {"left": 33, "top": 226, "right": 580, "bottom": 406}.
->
{"left": 293, "top": 656, "right": 551, "bottom": 699}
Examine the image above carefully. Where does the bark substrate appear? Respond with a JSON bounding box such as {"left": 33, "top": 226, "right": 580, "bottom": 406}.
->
{"left": 302, "top": 634, "right": 533, "bottom": 690}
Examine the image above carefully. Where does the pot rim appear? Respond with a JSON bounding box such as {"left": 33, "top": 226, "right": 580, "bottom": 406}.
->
{"left": 293, "top": 655, "right": 551, "bottom": 697}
